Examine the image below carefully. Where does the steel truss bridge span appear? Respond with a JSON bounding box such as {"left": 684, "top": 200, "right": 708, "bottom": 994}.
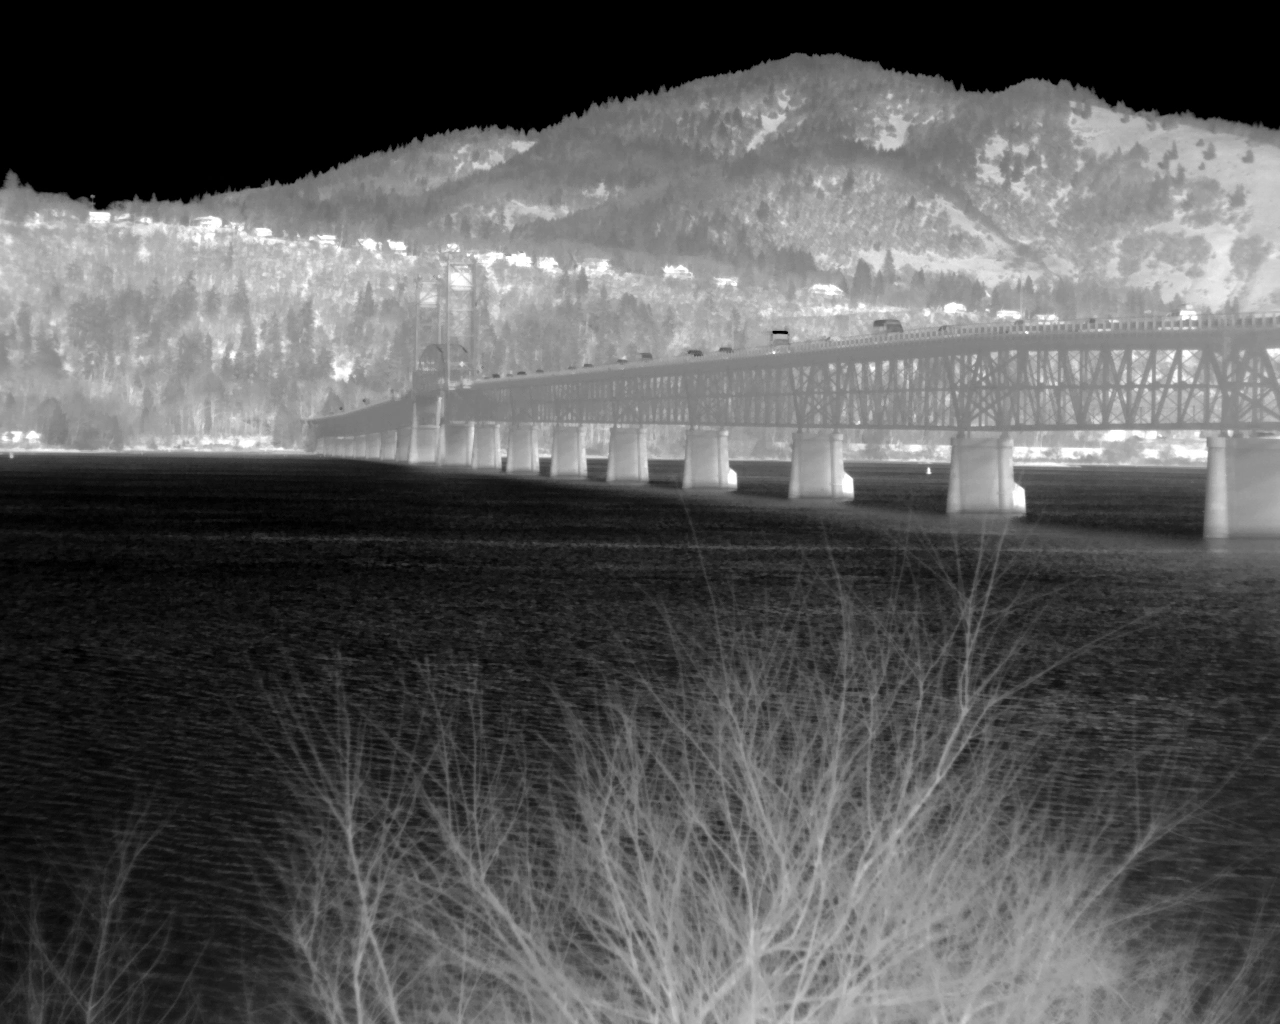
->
{"left": 444, "top": 315, "right": 1280, "bottom": 433}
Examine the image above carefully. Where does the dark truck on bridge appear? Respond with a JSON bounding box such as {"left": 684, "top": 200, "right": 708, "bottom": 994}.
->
{"left": 872, "top": 319, "right": 904, "bottom": 334}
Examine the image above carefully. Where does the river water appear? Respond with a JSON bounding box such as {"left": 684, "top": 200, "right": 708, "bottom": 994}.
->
{"left": 2, "top": 453, "right": 1278, "bottom": 1019}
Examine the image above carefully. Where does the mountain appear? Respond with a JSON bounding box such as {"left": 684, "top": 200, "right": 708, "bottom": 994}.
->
{"left": 207, "top": 54, "right": 1280, "bottom": 311}
{"left": 3, "top": 54, "right": 1279, "bottom": 449}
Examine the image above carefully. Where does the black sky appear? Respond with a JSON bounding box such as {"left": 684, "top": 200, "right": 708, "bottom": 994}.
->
{"left": 5, "top": 38, "right": 1264, "bottom": 208}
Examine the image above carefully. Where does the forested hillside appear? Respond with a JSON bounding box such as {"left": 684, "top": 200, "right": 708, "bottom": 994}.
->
{"left": 2, "top": 53, "right": 1275, "bottom": 448}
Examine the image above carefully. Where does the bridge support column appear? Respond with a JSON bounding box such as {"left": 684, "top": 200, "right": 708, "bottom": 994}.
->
{"left": 441, "top": 423, "right": 474, "bottom": 467}
{"left": 1204, "top": 435, "right": 1280, "bottom": 538}
{"left": 380, "top": 430, "right": 398, "bottom": 461}
{"left": 361, "top": 434, "right": 376, "bottom": 459}
{"left": 682, "top": 427, "right": 737, "bottom": 490}
{"left": 506, "top": 424, "right": 539, "bottom": 473}
{"left": 410, "top": 424, "right": 440, "bottom": 464}
{"left": 946, "top": 433, "right": 1026, "bottom": 515}
{"left": 470, "top": 423, "right": 501, "bottom": 470}
{"left": 606, "top": 426, "right": 649, "bottom": 483}
{"left": 394, "top": 428, "right": 411, "bottom": 462}
{"left": 788, "top": 430, "right": 854, "bottom": 499}
{"left": 551, "top": 425, "right": 587, "bottom": 478}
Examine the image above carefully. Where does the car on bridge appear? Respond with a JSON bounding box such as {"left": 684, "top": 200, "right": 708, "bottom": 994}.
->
{"left": 872, "top": 319, "right": 904, "bottom": 334}
{"left": 640, "top": 352, "right": 653, "bottom": 360}
{"left": 718, "top": 346, "right": 734, "bottom": 353}
{"left": 686, "top": 349, "right": 704, "bottom": 357}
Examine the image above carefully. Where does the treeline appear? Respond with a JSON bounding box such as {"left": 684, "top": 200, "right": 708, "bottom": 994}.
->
{"left": 0, "top": 273, "right": 431, "bottom": 447}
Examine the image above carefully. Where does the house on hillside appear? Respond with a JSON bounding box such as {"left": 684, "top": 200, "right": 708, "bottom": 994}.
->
{"left": 111, "top": 212, "right": 132, "bottom": 223}
{"left": 359, "top": 238, "right": 380, "bottom": 252}
{"left": 311, "top": 234, "right": 337, "bottom": 247}
{"left": 810, "top": 283, "right": 845, "bottom": 299}
{"left": 583, "top": 258, "right": 611, "bottom": 277}
{"left": 88, "top": 211, "right": 110, "bottom": 225}
{"left": 714, "top": 276, "right": 738, "bottom": 288}
{"left": 537, "top": 256, "right": 559, "bottom": 274}
{"left": 506, "top": 252, "right": 532, "bottom": 268}
{"left": 663, "top": 264, "right": 694, "bottom": 280}
{"left": 942, "top": 301, "right": 967, "bottom": 316}
{"left": 253, "top": 227, "right": 273, "bottom": 238}
{"left": 193, "top": 215, "right": 222, "bottom": 231}
{"left": 386, "top": 240, "right": 407, "bottom": 253}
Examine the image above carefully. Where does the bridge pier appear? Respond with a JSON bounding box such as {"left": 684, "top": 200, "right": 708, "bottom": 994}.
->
{"left": 380, "top": 430, "right": 398, "bottom": 461}
{"left": 441, "top": 423, "right": 474, "bottom": 467}
{"left": 683, "top": 427, "right": 737, "bottom": 490}
{"left": 506, "top": 424, "right": 539, "bottom": 473}
{"left": 359, "top": 434, "right": 374, "bottom": 459}
{"left": 410, "top": 424, "right": 439, "bottom": 464}
{"left": 551, "top": 425, "right": 588, "bottom": 478}
{"left": 1204, "top": 435, "right": 1280, "bottom": 538}
{"left": 606, "top": 426, "right": 649, "bottom": 483}
{"left": 947, "top": 433, "right": 1025, "bottom": 515}
{"left": 789, "top": 430, "right": 854, "bottom": 499}
{"left": 470, "top": 423, "right": 502, "bottom": 471}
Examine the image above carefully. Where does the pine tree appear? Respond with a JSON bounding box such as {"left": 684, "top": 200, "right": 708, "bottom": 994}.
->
{"left": 881, "top": 248, "right": 896, "bottom": 288}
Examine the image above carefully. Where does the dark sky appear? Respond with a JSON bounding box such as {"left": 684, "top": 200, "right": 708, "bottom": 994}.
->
{"left": 5, "top": 38, "right": 1262, "bottom": 208}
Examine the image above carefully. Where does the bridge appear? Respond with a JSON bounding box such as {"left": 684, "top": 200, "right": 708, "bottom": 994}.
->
{"left": 307, "top": 314, "right": 1280, "bottom": 539}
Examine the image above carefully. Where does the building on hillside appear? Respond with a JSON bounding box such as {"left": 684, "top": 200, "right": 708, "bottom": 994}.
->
{"left": 714, "top": 276, "right": 738, "bottom": 288}
{"left": 88, "top": 211, "right": 110, "bottom": 225}
{"left": 253, "top": 227, "right": 273, "bottom": 238}
{"left": 476, "top": 252, "right": 504, "bottom": 268}
{"left": 359, "top": 238, "right": 380, "bottom": 252}
{"left": 583, "top": 258, "right": 611, "bottom": 277}
{"left": 810, "top": 283, "right": 845, "bottom": 298}
{"left": 506, "top": 252, "right": 532, "bottom": 268}
{"left": 311, "top": 234, "right": 337, "bottom": 247}
{"left": 193, "top": 215, "right": 223, "bottom": 231}
{"left": 537, "top": 256, "right": 559, "bottom": 274}
{"left": 386, "top": 240, "right": 407, "bottom": 253}
{"left": 663, "top": 264, "right": 694, "bottom": 280}
{"left": 942, "top": 301, "right": 968, "bottom": 316}
{"left": 111, "top": 212, "right": 132, "bottom": 223}
{"left": 995, "top": 309, "right": 1021, "bottom": 320}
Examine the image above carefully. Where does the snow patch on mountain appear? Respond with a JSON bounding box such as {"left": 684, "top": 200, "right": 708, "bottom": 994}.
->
{"left": 747, "top": 106, "right": 789, "bottom": 151}
{"left": 875, "top": 114, "right": 912, "bottom": 151}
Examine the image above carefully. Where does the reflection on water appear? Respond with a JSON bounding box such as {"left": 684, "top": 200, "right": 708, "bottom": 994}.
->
{"left": 1, "top": 453, "right": 1278, "bottom": 1018}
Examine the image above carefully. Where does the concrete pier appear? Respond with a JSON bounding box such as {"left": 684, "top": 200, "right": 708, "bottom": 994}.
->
{"left": 361, "top": 434, "right": 376, "bottom": 459}
{"left": 380, "top": 430, "right": 398, "bottom": 461}
{"left": 683, "top": 427, "right": 737, "bottom": 490}
{"left": 788, "top": 430, "right": 854, "bottom": 499}
{"left": 506, "top": 424, "right": 539, "bottom": 474}
{"left": 606, "top": 426, "right": 649, "bottom": 483}
{"left": 947, "top": 433, "right": 1026, "bottom": 515}
{"left": 550, "top": 425, "right": 587, "bottom": 478}
{"left": 441, "top": 422, "right": 474, "bottom": 467}
{"left": 410, "top": 424, "right": 440, "bottom": 464}
{"left": 471, "top": 423, "right": 501, "bottom": 471}
{"left": 1204, "top": 435, "right": 1280, "bottom": 538}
